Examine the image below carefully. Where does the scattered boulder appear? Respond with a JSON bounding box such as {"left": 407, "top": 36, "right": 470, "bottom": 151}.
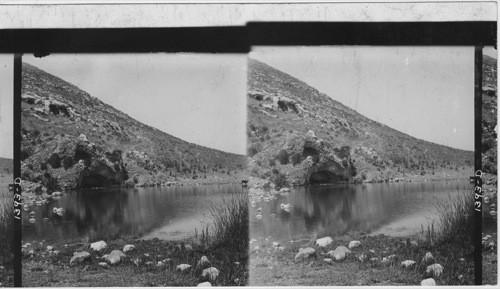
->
{"left": 70, "top": 251, "right": 91, "bottom": 265}
{"left": 201, "top": 267, "right": 220, "bottom": 281}
{"left": 421, "top": 278, "right": 436, "bottom": 286}
{"left": 184, "top": 244, "right": 193, "bottom": 251}
{"left": 358, "top": 254, "right": 368, "bottom": 262}
{"left": 294, "top": 247, "right": 316, "bottom": 261}
{"left": 348, "top": 240, "right": 361, "bottom": 250}
{"left": 123, "top": 244, "right": 135, "bottom": 253}
{"left": 52, "top": 191, "right": 62, "bottom": 197}
{"left": 426, "top": 264, "right": 444, "bottom": 278}
{"left": 46, "top": 246, "right": 54, "bottom": 251}
{"left": 197, "top": 256, "right": 211, "bottom": 268}
{"left": 256, "top": 214, "right": 263, "bottom": 220}
{"left": 29, "top": 218, "right": 36, "bottom": 223}
{"left": 90, "top": 241, "right": 107, "bottom": 252}
{"left": 103, "top": 250, "right": 126, "bottom": 265}
{"left": 316, "top": 237, "right": 333, "bottom": 247}
{"left": 280, "top": 187, "right": 290, "bottom": 193}
{"left": 98, "top": 262, "right": 109, "bottom": 268}
{"left": 327, "top": 246, "right": 351, "bottom": 261}
{"left": 422, "top": 252, "right": 435, "bottom": 263}
{"left": 78, "top": 134, "right": 89, "bottom": 142}
{"left": 306, "top": 130, "right": 317, "bottom": 139}
{"left": 410, "top": 241, "right": 419, "bottom": 248}
{"left": 323, "top": 258, "right": 334, "bottom": 265}
{"left": 197, "top": 282, "right": 212, "bottom": 287}
{"left": 401, "top": 260, "right": 416, "bottom": 268}
{"left": 177, "top": 264, "right": 192, "bottom": 272}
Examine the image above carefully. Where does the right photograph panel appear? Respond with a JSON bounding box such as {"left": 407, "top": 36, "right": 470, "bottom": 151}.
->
{"left": 246, "top": 46, "right": 485, "bottom": 286}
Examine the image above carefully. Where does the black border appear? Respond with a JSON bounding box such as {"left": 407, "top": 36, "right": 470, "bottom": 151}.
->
{"left": 7, "top": 21, "right": 496, "bottom": 286}
{"left": 13, "top": 54, "right": 22, "bottom": 287}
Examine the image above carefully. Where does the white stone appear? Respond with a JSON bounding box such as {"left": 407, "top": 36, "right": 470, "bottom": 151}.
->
{"left": 46, "top": 246, "right": 54, "bottom": 251}
{"left": 426, "top": 264, "right": 444, "bottom": 278}
{"left": 104, "top": 250, "right": 126, "bottom": 265}
{"left": 98, "top": 262, "right": 109, "bottom": 268}
{"left": 256, "top": 214, "right": 263, "bottom": 220}
{"left": 202, "top": 267, "right": 220, "bottom": 281}
{"left": 422, "top": 252, "right": 434, "bottom": 263}
{"left": 90, "top": 241, "right": 107, "bottom": 252}
{"left": 421, "top": 278, "right": 436, "bottom": 286}
{"left": 327, "top": 246, "right": 351, "bottom": 261}
{"left": 401, "top": 260, "right": 416, "bottom": 268}
{"left": 197, "top": 256, "right": 211, "bottom": 267}
{"left": 197, "top": 282, "right": 212, "bottom": 287}
{"left": 70, "top": 251, "right": 90, "bottom": 265}
{"left": 295, "top": 247, "right": 316, "bottom": 261}
{"left": 323, "top": 258, "right": 334, "bottom": 265}
{"left": 348, "top": 240, "right": 361, "bottom": 249}
{"left": 316, "top": 237, "right": 333, "bottom": 247}
{"left": 177, "top": 264, "right": 192, "bottom": 272}
{"left": 123, "top": 244, "right": 135, "bottom": 253}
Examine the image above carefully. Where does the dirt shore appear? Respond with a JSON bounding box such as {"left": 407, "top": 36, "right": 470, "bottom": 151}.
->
{"left": 249, "top": 234, "right": 473, "bottom": 286}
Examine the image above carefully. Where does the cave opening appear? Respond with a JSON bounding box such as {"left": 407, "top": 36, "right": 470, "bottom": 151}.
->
{"left": 81, "top": 174, "right": 112, "bottom": 188}
{"left": 309, "top": 170, "right": 342, "bottom": 185}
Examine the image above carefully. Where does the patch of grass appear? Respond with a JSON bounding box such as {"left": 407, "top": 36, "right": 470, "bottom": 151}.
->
{"left": 198, "top": 193, "right": 249, "bottom": 285}
{"left": 420, "top": 191, "right": 474, "bottom": 284}
{"left": 0, "top": 196, "right": 14, "bottom": 286}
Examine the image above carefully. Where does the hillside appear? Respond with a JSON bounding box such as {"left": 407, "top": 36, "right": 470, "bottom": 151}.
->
{"left": 247, "top": 58, "right": 474, "bottom": 187}
{"left": 21, "top": 62, "right": 246, "bottom": 190}
{"left": 482, "top": 55, "right": 497, "bottom": 175}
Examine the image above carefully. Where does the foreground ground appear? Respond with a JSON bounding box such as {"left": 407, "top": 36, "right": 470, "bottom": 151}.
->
{"left": 0, "top": 159, "right": 13, "bottom": 287}
{"left": 249, "top": 233, "right": 473, "bottom": 286}
{"left": 482, "top": 173, "right": 498, "bottom": 285}
{"left": 22, "top": 236, "right": 247, "bottom": 287}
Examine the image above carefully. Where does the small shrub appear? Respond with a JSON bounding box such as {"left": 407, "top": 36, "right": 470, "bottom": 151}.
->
{"left": 273, "top": 172, "right": 288, "bottom": 189}
{"left": 248, "top": 145, "right": 259, "bottom": 157}
{"left": 291, "top": 153, "right": 301, "bottom": 166}
{"left": 268, "top": 159, "right": 276, "bottom": 167}
{"left": 276, "top": 149, "right": 289, "bottom": 165}
{"left": 47, "top": 153, "right": 61, "bottom": 169}
{"left": 62, "top": 156, "right": 73, "bottom": 169}
{"left": 40, "top": 162, "right": 48, "bottom": 170}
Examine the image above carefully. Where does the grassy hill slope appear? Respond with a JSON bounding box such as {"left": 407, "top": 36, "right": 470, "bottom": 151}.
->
{"left": 21, "top": 62, "right": 246, "bottom": 190}
{"left": 247, "top": 58, "right": 473, "bottom": 187}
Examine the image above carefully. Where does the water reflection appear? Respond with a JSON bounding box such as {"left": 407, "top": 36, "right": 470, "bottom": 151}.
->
{"left": 250, "top": 181, "right": 472, "bottom": 241}
{"left": 23, "top": 185, "right": 242, "bottom": 243}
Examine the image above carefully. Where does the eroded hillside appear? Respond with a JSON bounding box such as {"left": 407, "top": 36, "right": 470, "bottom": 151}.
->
{"left": 247, "top": 58, "right": 474, "bottom": 187}
{"left": 21, "top": 62, "right": 246, "bottom": 190}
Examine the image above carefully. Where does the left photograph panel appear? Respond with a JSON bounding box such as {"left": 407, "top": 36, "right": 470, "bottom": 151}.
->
{"left": 0, "top": 55, "right": 14, "bottom": 287}
{"left": 20, "top": 54, "right": 248, "bottom": 286}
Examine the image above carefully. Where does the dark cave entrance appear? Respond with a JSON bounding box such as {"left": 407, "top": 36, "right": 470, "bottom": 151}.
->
{"left": 81, "top": 174, "right": 112, "bottom": 188}
{"left": 309, "top": 170, "right": 341, "bottom": 185}
{"left": 303, "top": 147, "right": 319, "bottom": 158}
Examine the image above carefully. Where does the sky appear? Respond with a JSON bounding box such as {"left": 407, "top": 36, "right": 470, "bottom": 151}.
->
{"left": 250, "top": 46, "right": 492, "bottom": 151}
{"left": 0, "top": 55, "right": 13, "bottom": 159}
{"left": 23, "top": 53, "right": 247, "bottom": 155}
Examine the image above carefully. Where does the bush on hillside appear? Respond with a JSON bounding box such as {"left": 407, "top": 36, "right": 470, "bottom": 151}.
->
{"left": 47, "top": 153, "right": 61, "bottom": 168}
{"left": 276, "top": 149, "right": 289, "bottom": 165}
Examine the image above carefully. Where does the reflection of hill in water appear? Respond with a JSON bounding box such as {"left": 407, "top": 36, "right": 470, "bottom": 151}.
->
{"left": 23, "top": 185, "right": 242, "bottom": 243}
{"left": 250, "top": 181, "right": 471, "bottom": 240}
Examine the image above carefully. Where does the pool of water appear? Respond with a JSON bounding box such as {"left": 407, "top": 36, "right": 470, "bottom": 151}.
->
{"left": 23, "top": 184, "right": 243, "bottom": 243}
{"left": 250, "top": 180, "right": 472, "bottom": 242}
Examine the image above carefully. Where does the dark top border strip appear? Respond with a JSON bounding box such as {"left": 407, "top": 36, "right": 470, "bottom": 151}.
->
{"left": 247, "top": 22, "right": 497, "bottom": 46}
{"left": 0, "top": 27, "right": 250, "bottom": 53}
{"left": 0, "top": 22, "right": 496, "bottom": 53}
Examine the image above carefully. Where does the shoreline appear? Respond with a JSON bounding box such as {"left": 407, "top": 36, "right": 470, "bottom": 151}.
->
{"left": 249, "top": 233, "right": 473, "bottom": 286}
